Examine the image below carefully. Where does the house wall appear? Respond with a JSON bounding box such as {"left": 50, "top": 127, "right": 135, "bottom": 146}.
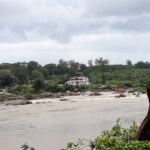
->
{"left": 66, "top": 77, "right": 89, "bottom": 85}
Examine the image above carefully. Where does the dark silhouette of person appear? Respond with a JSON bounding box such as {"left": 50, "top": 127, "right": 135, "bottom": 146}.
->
{"left": 136, "top": 87, "right": 150, "bottom": 140}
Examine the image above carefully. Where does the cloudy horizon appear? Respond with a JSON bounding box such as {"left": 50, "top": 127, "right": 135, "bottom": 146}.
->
{"left": 0, "top": 0, "right": 150, "bottom": 65}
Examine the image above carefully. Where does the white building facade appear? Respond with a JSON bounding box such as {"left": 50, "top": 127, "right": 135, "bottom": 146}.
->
{"left": 66, "top": 77, "right": 90, "bottom": 86}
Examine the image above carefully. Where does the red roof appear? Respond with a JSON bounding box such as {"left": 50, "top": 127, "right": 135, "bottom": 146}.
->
{"left": 69, "top": 77, "right": 86, "bottom": 80}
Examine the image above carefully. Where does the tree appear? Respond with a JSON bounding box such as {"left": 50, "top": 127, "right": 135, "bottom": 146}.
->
{"left": 0, "top": 69, "right": 15, "bottom": 87}
{"left": 95, "top": 57, "right": 109, "bottom": 66}
{"left": 38, "top": 67, "right": 49, "bottom": 78}
{"left": 126, "top": 60, "right": 133, "bottom": 66}
{"left": 58, "top": 59, "right": 68, "bottom": 67}
{"left": 68, "top": 60, "right": 80, "bottom": 73}
{"left": 80, "top": 64, "right": 87, "bottom": 71}
{"left": 27, "top": 61, "right": 39, "bottom": 75}
{"left": 101, "top": 74, "right": 106, "bottom": 84}
{"left": 134, "top": 61, "right": 150, "bottom": 68}
{"left": 88, "top": 60, "right": 93, "bottom": 67}
{"left": 57, "top": 59, "right": 69, "bottom": 75}
{"left": 31, "top": 70, "right": 44, "bottom": 80}
{"left": 13, "top": 65, "right": 29, "bottom": 84}
{"left": 44, "top": 63, "right": 57, "bottom": 75}
{"left": 33, "top": 78, "right": 44, "bottom": 92}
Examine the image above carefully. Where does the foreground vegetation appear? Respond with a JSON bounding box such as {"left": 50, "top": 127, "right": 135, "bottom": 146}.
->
{"left": 62, "top": 120, "right": 150, "bottom": 150}
{"left": 0, "top": 58, "right": 150, "bottom": 99}
{"left": 21, "top": 120, "right": 150, "bottom": 150}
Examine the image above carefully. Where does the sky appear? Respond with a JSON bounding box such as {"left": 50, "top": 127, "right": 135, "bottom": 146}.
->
{"left": 0, "top": 0, "right": 150, "bottom": 65}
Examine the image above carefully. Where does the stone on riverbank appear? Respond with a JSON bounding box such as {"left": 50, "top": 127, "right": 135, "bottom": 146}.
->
{"left": 5, "top": 100, "right": 32, "bottom": 106}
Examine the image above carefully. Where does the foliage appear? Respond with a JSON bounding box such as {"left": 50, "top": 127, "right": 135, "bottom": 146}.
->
{"left": 95, "top": 57, "right": 109, "bottom": 66}
{"left": 21, "top": 143, "right": 35, "bottom": 150}
{"left": 13, "top": 64, "right": 29, "bottom": 84}
{"left": 30, "top": 70, "right": 44, "bottom": 80}
{"left": 100, "top": 119, "right": 137, "bottom": 142}
{"left": 24, "top": 93, "right": 34, "bottom": 100}
{"left": 11, "top": 84, "right": 34, "bottom": 95}
{"left": 32, "top": 78, "right": 44, "bottom": 92}
{"left": 62, "top": 120, "right": 150, "bottom": 150}
{"left": 0, "top": 95, "right": 6, "bottom": 101}
{"left": 21, "top": 120, "right": 150, "bottom": 150}
{"left": 0, "top": 69, "right": 15, "bottom": 87}
{"left": 1, "top": 59, "right": 150, "bottom": 94}
{"left": 27, "top": 61, "right": 39, "bottom": 75}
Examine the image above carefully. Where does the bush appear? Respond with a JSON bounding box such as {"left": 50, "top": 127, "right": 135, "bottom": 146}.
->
{"left": 46, "top": 84, "right": 65, "bottom": 93}
{"left": 0, "top": 95, "right": 6, "bottom": 101}
{"left": 62, "top": 120, "right": 150, "bottom": 150}
{"left": 64, "top": 84, "right": 75, "bottom": 92}
{"left": 86, "top": 84, "right": 99, "bottom": 91}
{"left": 21, "top": 143, "right": 35, "bottom": 150}
{"left": 33, "top": 78, "right": 44, "bottom": 92}
{"left": 24, "top": 93, "right": 34, "bottom": 100}
{"left": 11, "top": 84, "right": 34, "bottom": 95}
{"left": 77, "top": 85, "right": 88, "bottom": 92}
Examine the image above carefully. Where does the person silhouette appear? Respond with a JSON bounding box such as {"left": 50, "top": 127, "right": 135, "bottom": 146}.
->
{"left": 136, "top": 87, "right": 150, "bottom": 140}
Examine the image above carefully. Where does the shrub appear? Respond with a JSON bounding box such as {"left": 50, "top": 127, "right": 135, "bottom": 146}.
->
{"left": 21, "top": 143, "right": 35, "bottom": 150}
{"left": 62, "top": 120, "right": 150, "bottom": 150}
{"left": 33, "top": 78, "right": 44, "bottom": 92}
{"left": 11, "top": 84, "right": 34, "bottom": 95}
{"left": 47, "top": 83, "right": 65, "bottom": 93}
{"left": 0, "top": 95, "right": 6, "bottom": 101}
{"left": 24, "top": 93, "right": 34, "bottom": 100}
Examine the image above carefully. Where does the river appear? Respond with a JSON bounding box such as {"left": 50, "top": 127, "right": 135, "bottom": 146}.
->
{"left": 0, "top": 95, "right": 148, "bottom": 150}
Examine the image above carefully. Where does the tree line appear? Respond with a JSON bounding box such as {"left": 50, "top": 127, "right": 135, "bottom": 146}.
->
{"left": 0, "top": 58, "right": 150, "bottom": 96}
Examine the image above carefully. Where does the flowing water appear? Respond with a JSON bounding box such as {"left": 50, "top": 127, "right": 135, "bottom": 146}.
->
{"left": 0, "top": 96, "right": 148, "bottom": 150}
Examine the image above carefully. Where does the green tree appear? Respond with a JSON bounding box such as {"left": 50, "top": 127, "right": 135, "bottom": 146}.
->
{"left": 56, "top": 59, "right": 69, "bottom": 75}
{"left": 44, "top": 63, "right": 57, "bottom": 75}
{"left": 33, "top": 78, "right": 44, "bottom": 92}
{"left": 38, "top": 67, "right": 49, "bottom": 78}
{"left": 27, "top": 61, "right": 39, "bottom": 75}
{"left": 126, "top": 59, "right": 133, "bottom": 66}
{"left": 95, "top": 57, "right": 109, "bottom": 66}
{"left": 13, "top": 65, "right": 29, "bottom": 84}
{"left": 88, "top": 60, "right": 93, "bottom": 67}
{"left": 0, "top": 69, "right": 15, "bottom": 87}
{"left": 31, "top": 70, "right": 44, "bottom": 80}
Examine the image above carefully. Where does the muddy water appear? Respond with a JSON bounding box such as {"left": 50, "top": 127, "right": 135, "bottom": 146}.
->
{"left": 0, "top": 96, "right": 148, "bottom": 150}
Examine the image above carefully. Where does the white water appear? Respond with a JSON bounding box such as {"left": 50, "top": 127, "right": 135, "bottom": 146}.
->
{"left": 0, "top": 95, "right": 148, "bottom": 150}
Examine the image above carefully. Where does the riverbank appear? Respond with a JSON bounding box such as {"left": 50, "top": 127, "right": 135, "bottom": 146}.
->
{"left": 0, "top": 90, "right": 147, "bottom": 106}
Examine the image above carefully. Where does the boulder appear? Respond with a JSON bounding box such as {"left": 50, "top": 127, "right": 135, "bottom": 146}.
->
{"left": 89, "top": 92, "right": 102, "bottom": 96}
{"left": 115, "top": 93, "right": 126, "bottom": 98}
{"left": 60, "top": 98, "right": 69, "bottom": 101}
{"left": 5, "top": 100, "right": 32, "bottom": 106}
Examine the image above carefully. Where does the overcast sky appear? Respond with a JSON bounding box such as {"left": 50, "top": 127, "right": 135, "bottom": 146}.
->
{"left": 0, "top": 0, "right": 150, "bottom": 65}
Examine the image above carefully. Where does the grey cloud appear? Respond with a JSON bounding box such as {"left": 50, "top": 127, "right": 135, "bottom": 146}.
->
{"left": 84, "top": 0, "right": 150, "bottom": 17}
{"left": 112, "top": 14, "right": 150, "bottom": 32}
{"left": 0, "top": 0, "right": 150, "bottom": 43}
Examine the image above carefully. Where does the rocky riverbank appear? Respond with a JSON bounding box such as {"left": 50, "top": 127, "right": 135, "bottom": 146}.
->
{"left": 0, "top": 89, "right": 146, "bottom": 106}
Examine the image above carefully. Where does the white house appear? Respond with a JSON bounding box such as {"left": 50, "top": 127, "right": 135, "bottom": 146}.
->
{"left": 66, "top": 77, "right": 90, "bottom": 86}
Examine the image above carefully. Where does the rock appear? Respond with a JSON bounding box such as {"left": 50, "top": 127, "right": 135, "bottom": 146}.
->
{"left": 35, "top": 101, "right": 51, "bottom": 104}
{"left": 73, "top": 92, "right": 81, "bottom": 96}
{"left": 5, "top": 100, "right": 32, "bottom": 106}
{"left": 0, "top": 92, "right": 18, "bottom": 101}
{"left": 60, "top": 98, "right": 69, "bottom": 101}
{"left": 115, "top": 93, "right": 126, "bottom": 98}
{"left": 99, "top": 85, "right": 112, "bottom": 91}
{"left": 127, "top": 88, "right": 135, "bottom": 93}
{"left": 51, "top": 93, "right": 62, "bottom": 98}
{"left": 89, "top": 92, "right": 102, "bottom": 96}
{"left": 133, "top": 92, "right": 140, "bottom": 97}
{"left": 39, "top": 92, "right": 52, "bottom": 98}
{"left": 136, "top": 92, "right": 140, "bottom": 97}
